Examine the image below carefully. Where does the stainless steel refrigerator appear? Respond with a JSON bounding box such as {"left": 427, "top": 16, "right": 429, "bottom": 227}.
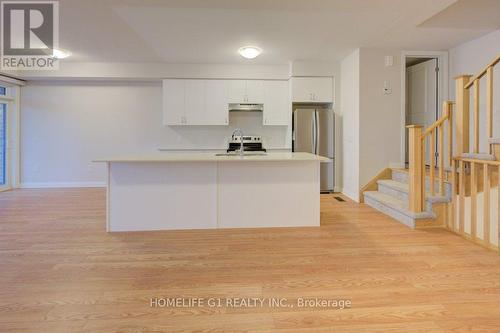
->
{"left": 293, "top": 107, "right": 335, "bottom": 192}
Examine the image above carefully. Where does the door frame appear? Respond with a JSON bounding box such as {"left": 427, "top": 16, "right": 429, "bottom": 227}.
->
{"left": 0, "top": 83, "right": 21, "bottom": 192}
{"left": 399, "top": 51, "right": 448, "bottom": 167}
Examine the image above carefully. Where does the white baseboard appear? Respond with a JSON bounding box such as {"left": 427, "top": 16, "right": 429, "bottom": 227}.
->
{"left": 19, "top": 182, "right": 107, "bottom": 189}
{"left": 334, "top": 186, "right": 343, "bottom": 193}
{"left": 389, "top": 162, "right": 405, "bottom": 169}
{"left": 342, "top": 190, "right": 360, "bottom": 203}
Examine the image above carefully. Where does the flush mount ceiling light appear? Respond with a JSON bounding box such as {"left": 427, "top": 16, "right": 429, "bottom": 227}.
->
{"left": 238, "top": 46, "right": 262, "bottom": 59}
{"left": 52, "top": 48, "right": 71, "bottom": 59}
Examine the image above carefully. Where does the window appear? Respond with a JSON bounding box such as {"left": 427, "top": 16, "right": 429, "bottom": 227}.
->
{"left": 0, "top": 103, "right": 6, "bottom": 186}
{"left": 0, "top": 86, "right": 6, "bottom": 95}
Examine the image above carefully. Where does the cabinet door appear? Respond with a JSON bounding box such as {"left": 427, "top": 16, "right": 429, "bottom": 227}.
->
{"left": 163, "top": 79, "right": 185, "bottom": 125}
{"left": 184, "top": 80, "right": 206, "bottom": 125}
{"left": 310, "top": 77, "right": 333, "bottom": 103}
{"left": 291, "top": 77, "right": 333, "bottom": 103}
{"left": 227, "top": 80, "right": 246, "bottom": 103}
{"left": 263, "top": 81, "right": 290, "bottom": 126}
{"left": 206, "top": 80, "right": 229, "bottom": 125}
{"left": 246, "top": 80, "right": 264, "bottom": 103}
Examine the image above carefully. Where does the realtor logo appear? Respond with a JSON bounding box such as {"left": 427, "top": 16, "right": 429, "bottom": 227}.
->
{"left": 1, "top": 1, "right": 59, "bottom": 70}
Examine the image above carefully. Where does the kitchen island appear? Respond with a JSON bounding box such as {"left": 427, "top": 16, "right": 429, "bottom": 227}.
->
{"left": 95, "top": 152, "right": 330, "bottom": 232}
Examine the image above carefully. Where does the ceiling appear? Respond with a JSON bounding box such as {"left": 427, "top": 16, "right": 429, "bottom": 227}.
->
{"left": 56, "top": 0, "right": 500, "bottom": 64}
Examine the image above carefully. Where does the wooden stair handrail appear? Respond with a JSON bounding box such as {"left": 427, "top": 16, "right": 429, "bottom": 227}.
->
{"left": 464, "top": 54, "right": 500, "bottom": 89}
{"left": 407, "top": 101, "right": 454, "bottom": 212}
{"left": 421, "top": 102, "right": 454, "bottom": 138}
{"left": 454, "top": 156, "right": 500, "bottom": 166}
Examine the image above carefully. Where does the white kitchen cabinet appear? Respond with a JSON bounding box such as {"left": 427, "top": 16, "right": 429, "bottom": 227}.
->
{"left": 290, "top": 77, "right": 333, "bottom": 103}
{"left": 163, "top": 79, "right": 229, "bottom": 126}
{"left": 245, "top": 80, "right": 264, "bottom": 103}
{"left": 227, "top": 80, "right": 246, "bottom": 103}
{"left": 205, "top": 80, "right": 229, "bottom": 125}
{"left": 184, "top": 80, "right": 206, "bottom": 125}
{"left": 227, "top": 80, "right": 264, "bottom": 103}
{"left": 163, "top": 79, "right": 185, "bottom": 125}
{"left": 263, "top": 81, "right": 290, "bottom": 126}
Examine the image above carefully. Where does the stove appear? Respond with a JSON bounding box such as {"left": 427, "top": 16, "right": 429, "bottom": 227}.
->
{"left": 227, "top": 135, "right": 266, "bottom": 153}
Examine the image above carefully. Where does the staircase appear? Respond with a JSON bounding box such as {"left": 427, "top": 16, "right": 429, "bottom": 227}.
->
{"left": 364, "top": 169, "right": 451, "bottom": 228}
{"left": 360, "top": 53, "right": 500, "bottom": 253}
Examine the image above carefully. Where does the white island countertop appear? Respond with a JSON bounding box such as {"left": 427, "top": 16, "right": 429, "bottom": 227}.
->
{"left": 94, "top": 152, "right": 330, "bottom": 163}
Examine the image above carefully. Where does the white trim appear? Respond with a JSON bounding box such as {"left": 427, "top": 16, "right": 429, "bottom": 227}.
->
{"left": 0, "top": 75, "right": 26, "bottom": 86}
{"left": 20, "top": 182, "right": 107, "bottom": 188}
{"left": 334, "top": 186, "right": 343, "bottom": 193}
{"left": 342, "top": 190, "right": 360, "bottom": 203}
{"left": 400, "top": 51, "right": 449, "bottom": 167}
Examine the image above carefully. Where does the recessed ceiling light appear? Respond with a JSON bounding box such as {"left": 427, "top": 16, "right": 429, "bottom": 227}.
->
{"left": 238, "top": 46, "right": 262, "bottom": 59}
{"left": 52, "top": 48, "right": 71, "bottom": 59}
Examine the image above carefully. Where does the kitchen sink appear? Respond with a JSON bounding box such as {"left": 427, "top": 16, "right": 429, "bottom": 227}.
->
{"left": 215, "top": 152, "right": 267, "bottom": 157}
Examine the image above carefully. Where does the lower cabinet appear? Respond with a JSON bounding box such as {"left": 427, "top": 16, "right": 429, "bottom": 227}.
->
{"left": 163, "top": 79, "right": 290, "bottom": 126}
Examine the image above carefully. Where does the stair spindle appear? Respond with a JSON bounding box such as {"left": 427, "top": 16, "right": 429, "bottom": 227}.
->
{"left": 473, "top": 80, "right": 480, "bottom": 153}
{"left": 470, "top": 162, "right": 477, "bottom": 239}
{"left": 483, "top": 164, "right": 490, "bottom": 246}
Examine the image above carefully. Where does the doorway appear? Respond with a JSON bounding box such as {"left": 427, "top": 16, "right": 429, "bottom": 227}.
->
{"left": 405, "top": 57, "right": 439, "bottom": 165}
{"left": 401, "top": 51, "right": 448, "bottom": 168}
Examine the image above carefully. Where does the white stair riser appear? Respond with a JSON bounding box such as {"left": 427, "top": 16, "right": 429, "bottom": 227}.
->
{"left": 377, "top": 183, "right": 448, "bottom": 213}
{"left": 391, "top": 171, "right": 452, "bottom": 197}
{"left": 364, "top": 196, "right": 416, "bottom": 229}
{"left": 378, "top": 183, "right": 409, "bottom": 203}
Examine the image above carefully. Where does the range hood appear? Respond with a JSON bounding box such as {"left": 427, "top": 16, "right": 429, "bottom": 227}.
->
{"left": 228, "top": 103, "right": 264, "bottom": 112}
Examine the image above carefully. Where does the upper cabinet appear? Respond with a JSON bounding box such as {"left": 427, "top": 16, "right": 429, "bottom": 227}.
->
{"left": 163, "top": 79, "right": 291, "bottom": 127}
{"left": 263, "top": 81, "right": 290, "bottom": 126}
{"left": 162, "top": 79, "right": 229, "bottom": 126}
{"left": 290, "top": 77, "right": 333, "bottom": 103}
{"left": 227, "top": 80, "right": 264, "bottom": 103}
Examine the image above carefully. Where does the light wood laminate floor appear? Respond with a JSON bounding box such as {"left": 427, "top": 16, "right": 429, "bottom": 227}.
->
{"left": 1, "top": 188, "right": 500, "bottom": 332}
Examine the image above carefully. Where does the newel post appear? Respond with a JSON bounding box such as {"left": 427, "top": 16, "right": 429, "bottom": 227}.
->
{"left": 407, "top": 125, "right": 424, "bottom": 213}
{"left": 455, "top": 75, "right": 472, "bottom": 155}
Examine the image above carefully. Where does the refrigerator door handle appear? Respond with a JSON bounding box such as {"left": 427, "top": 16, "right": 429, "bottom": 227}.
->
{"left": 311, "top": 111, "right": 318, "bottom": 154}
{"left": 311, "top": 112, "right": 315, "bottom": 154}
{"left": 314, "top": 110, "right": 320, "bottom": 155}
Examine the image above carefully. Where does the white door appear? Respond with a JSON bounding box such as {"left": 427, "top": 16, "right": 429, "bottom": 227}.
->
{"left": 406, "top": 59, "right": 438, "bottom": 164}
{"left": 205, "top": 80, "right": 229, "bottom": 125}
{"left": 0, "top": 101, "right": 9, "bottom": 191}
{"left": 263, "top": 81, "right": 289, "bottom": 126}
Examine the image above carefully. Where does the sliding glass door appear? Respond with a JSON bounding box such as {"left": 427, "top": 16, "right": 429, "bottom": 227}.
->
{"left": 0, "top": 102, "right": 8, "bottom": 191}
{"left": 0, "top": 80, "right": 10, "bottom": 190}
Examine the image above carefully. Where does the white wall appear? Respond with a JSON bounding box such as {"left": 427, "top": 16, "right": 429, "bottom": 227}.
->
{"left": 340, "top": 50, "right": 360, "bottom": 201}
{"left": 340, "top": 48, "right": 403, "bottom": 201}
{"left": 20, "top": 81, "right": 291, "bottom": 187}
{"left": 359, "top": 48, "right": 402, "bottom": 187}
{"left": 449, "top": 28, "right": 500, "bottom": 152}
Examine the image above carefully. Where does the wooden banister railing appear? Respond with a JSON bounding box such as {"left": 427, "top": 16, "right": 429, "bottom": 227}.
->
{"left": 405, "top": 54, "right": 500, "bottom": 252}
{"left": 461, "top": 55, "right": 499, "bottom": 154}
{"left": 450, "top": 156, "right": 500, "bottom": 250}
{"left": 407, "top": 101, "right": 454, "bottom": 212}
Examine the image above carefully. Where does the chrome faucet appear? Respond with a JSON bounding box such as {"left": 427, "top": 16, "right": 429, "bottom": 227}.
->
{"left": 232, "top": 128, "right": 245, "bottom": 156}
